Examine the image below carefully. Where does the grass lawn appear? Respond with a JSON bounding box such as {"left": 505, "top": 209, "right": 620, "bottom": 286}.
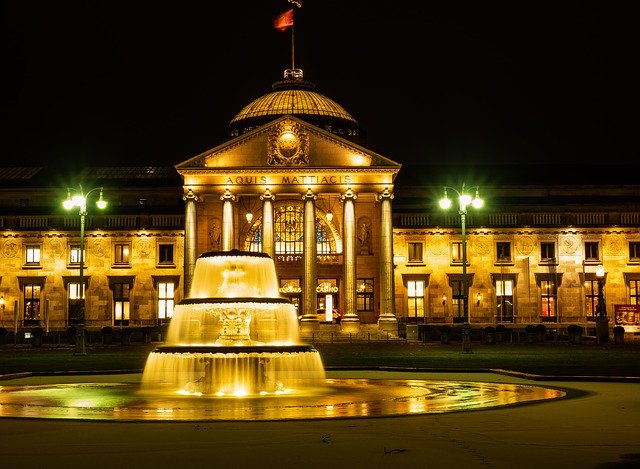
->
{"left": 1, "top": 340, "right": 639, "bottom": 377}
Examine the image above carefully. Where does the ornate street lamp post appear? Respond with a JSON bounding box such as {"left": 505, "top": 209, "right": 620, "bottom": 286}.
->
{"left": 595, "top": 264, "right": 610, "bottom": 343}
{"left": 63, "top": 186, "right": 107, "bottom": 355}
{"left": 439, "top": 184, "right": 483, "bottom": 353}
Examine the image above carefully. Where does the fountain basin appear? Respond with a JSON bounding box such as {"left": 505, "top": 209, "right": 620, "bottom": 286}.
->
{"left": 0, "top": 373, "right": 568, "bottom": 421}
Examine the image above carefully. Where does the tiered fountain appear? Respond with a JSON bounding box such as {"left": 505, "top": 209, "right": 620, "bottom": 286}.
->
{"left": 0, "top": 249, "right": 567, "bottom": 421}
{"left": 141, "top": 249, "right": 326, "bottom": 396}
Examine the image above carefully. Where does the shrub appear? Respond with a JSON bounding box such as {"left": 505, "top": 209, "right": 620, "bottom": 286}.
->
{"left": 613, "top": 325, "right": 625, "bottom": 334}
{"left": 535, "top": 324, "right": 547, "bottom": 333}
{"left": 524, "top": 324, "right": 537, "bottom": 333}
{"left": 567, "top": 324, "right": 583, "bottom": 335}
{"left": 0, "top": 327, "right": 7, "bottom": 336}
{"left": 439, "top": 324, "right": 451, "bottom": 343}
{"left": 32, "top": 327, "right": 44, "bottom": 337}
{"left": 495, "top": 324, "right": 507, "bottom": 333}
{"left": 484, "top": 326, "right": 495, "bottom": 333}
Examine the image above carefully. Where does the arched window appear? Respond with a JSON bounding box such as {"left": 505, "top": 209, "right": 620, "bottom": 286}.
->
{"left": 244, "top": 204, "right": 335, "bottom": 256}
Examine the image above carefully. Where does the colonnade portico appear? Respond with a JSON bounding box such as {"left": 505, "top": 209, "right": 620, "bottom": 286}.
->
{"left": 180, "top": 182, "right": 398, "bottom": 331}
{"left": 177, "top": 115, "right": 401, "bottom": 331}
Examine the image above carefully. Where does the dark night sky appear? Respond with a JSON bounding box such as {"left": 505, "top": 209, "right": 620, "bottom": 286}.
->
{"left": 3, "top": 1, "right": 637, "bottom": 168}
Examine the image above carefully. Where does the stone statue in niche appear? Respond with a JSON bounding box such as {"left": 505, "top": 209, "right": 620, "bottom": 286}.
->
{"left": 358, "top": 220, "right": 372, "bottom": 255}
{"left": 208, "top": 218, "right": 221, "bottom": 251}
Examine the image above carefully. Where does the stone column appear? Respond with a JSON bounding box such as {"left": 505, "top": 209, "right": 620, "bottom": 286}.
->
{"left": 220, "top": 189, "right": 236, "bottom": 251}
{"left": 299, "top": 189, "right": 319, "bottom": 332}
{"left": 341, "top": 188, "right": 360, "bottom": 332}
{"left": 260, "top": 188, "right": 275, "bottom": 258}
{"left": 378, "top": 187, "right": 398, "bottom": 332}
{"left": 183, "top": 189, "right": 198, "bottom": 296}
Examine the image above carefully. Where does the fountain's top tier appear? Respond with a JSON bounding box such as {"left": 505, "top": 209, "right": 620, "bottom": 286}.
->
{"left": 188, "top": 249, "right": 281, "bottom": 299}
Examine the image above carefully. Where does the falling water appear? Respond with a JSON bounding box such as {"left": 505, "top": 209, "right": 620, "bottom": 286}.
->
{"left": 141, "top": 250, "right": 326, "bottom": 396}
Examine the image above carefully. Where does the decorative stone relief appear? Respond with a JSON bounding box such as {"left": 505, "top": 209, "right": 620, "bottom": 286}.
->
{"left": 90, "top": 238, "right": 106, "bottom": 257}
{"left": 604, "top": 234, "right": 622, "bottom": 255}
{"left": 2, "top": 240, "right": 19, "bottom": 258}
{"left": 267, "top": 119, "right": 309, "bottom": 166}
{"left": 561, "top": 235, "right": 578, "bottom": 255}
{"left": 516, "top": 235, "right": 534, "bottom": 256}
{"left": 428, "top": 238, "right": 446, "bottom": 256}
{"left": 138, "top": 238, "right": 151, "bottom": 258}
{"left": 49, "top": 239, "right": 63, "bottom": 258}
{"left": 473, "top": 235, "right": 491, "bottom": 256}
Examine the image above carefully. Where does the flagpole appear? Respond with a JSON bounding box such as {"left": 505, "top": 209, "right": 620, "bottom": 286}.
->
{"left": 291, "top": 14, "right": 295, "bottom": 71}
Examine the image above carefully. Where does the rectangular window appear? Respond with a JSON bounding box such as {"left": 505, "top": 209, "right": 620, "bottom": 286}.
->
{"left": 584, "top": 241, "right": 600, "bottom": 262}
{"left": 629, "top": 242, "right": 640, "bottom": 263}
{"left": 584, "top": 279, "right": 598, "bottom": 321}
{"left": 541, "top": 280, "right": 558, "bottom": 322}
{"left": 69, "top": 244, "right": 83, "bottom": 265}
{"left": 631, "top": 279, "right": 640, "bottom": 305}
{"left": 406, "top": 280, "right": 424, "bottom": 318}
{"left": 451, "top": 279, "right": 465, "bottom": 322}
{"left": 496, "top": 279, "right": 514, "bottom": 322}
{"left": 408, "top": 243, "right": 423, "bottom": 263}
{"left": 451, "top": 242, "right": 463, "bottom": 264}
{"left": 157, "top": 282, "right": 175, "bottom": 321}
{"left": 24, "top": 244, "right": 41, "bottom": 266}
{"left": 113, "top": 283, "right": 131, "bottom": 326}
{"left": 496, "top": 242, "right": 512, "bottom": 262}
{"left": 157, "top": 243, "right": 175, "bottom": 266}
{"left": 540, "top": 242, "right": 556, "bottom": 263}
{"left": 68, "top": 282, "right": 83, "bottom": 325}
{"left": 356, "top": 278, "right": 374, "bottom": 311}
{"left": 114, "top": 243, "right": 131, "bottom": 266}
{"left": 23, "top": 283, "right": 41, "bottom": 325}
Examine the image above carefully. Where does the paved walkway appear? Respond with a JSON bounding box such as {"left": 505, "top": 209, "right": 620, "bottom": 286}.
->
{"left": 0, "top": 370, "right": 638, "bottom": 469}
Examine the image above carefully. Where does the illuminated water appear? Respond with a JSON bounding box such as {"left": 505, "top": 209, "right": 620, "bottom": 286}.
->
{"left": 0, "top": 374, "right": 566, "bottom": 421}
{"left": 0, "top": 250, "right": 567, "bottom": 421}
{"left": 140, "top": 250, "right": 326, "bottom": 396}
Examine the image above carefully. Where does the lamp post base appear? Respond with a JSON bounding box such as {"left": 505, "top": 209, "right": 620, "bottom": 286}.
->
{"left": 461, "top": 322, "right": 473, "bottom": 354}
{"left": 595, "top": 317, "right": 610, "bottom": 343}
{"left": 74, "top": 324, "right": 87, "bottom": 356}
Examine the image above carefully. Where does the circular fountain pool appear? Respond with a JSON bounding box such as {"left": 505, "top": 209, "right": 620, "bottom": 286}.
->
{"left": 0, "top": 374, "right": 566, "bottom": 421}
{"left": 0, "top": 252, "right": 566, "bottom": 422}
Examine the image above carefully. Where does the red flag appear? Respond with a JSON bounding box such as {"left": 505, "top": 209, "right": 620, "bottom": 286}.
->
{"left": 273, "top": 9, "right": 294, "bottom": 32}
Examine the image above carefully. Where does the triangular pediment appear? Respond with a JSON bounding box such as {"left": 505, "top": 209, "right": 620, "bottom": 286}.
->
{"left": 176, "top": 115, "right": 401, "bottom": 170}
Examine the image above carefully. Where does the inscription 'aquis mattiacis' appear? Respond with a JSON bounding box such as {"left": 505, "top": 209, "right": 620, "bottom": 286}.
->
{"left": 224, "top": 175, "right": 354, "bottom": 185}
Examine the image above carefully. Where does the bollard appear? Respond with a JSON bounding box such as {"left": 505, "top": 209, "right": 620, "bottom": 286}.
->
{"left": 462, "top": 322, "right": 473, "bottom": 354}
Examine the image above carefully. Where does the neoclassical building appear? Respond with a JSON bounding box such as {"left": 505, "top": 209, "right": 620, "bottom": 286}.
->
{"left": 1, "top": 69, "right": 639, "bottom": 342}
{"left": 176, "top": 72, "right": 401, "bottom": 333}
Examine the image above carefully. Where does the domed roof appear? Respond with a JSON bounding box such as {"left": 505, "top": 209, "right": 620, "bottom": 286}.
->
{"left": 225, "top": 71, "right": 366, "bottom": 144}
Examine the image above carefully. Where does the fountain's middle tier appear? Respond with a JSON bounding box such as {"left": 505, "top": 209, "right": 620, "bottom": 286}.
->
{"left": 164, "top": 297, "right": 300, "bottom": 346}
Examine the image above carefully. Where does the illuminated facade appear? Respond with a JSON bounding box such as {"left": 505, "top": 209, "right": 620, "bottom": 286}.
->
{"left": 1, "top": 73, "right": 639, "bottom": 341}
{"left": 176, "top": 72, "right": 402, "bottom": 333}
{"left": 0, "top": 167, "right": 185, "bottom": 337}
{"left": 391, "top": 165, "right": 640, "bottom": 335}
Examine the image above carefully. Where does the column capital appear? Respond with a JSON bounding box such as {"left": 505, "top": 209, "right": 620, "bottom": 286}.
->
{"left": 302, "top": 188, "right": 317, "bottom": 201}
{"left": 183, "top": 188, "right": 199, "bottom": 202}
{"left": 341, "top": 187, "right": 357, "bottom": 201}
{"left": 260, "top": 188, "right": 275, "bottom": 201}
{"left": 378, "top": 187, "right": 394, "bottom": 201}
{"left": 221, "top": 188, "right": 236, "bottom": 202}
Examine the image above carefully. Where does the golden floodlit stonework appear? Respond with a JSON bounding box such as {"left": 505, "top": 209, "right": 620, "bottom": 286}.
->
{"left": 267, "top": 119, "right": 309, "bottom": 166}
